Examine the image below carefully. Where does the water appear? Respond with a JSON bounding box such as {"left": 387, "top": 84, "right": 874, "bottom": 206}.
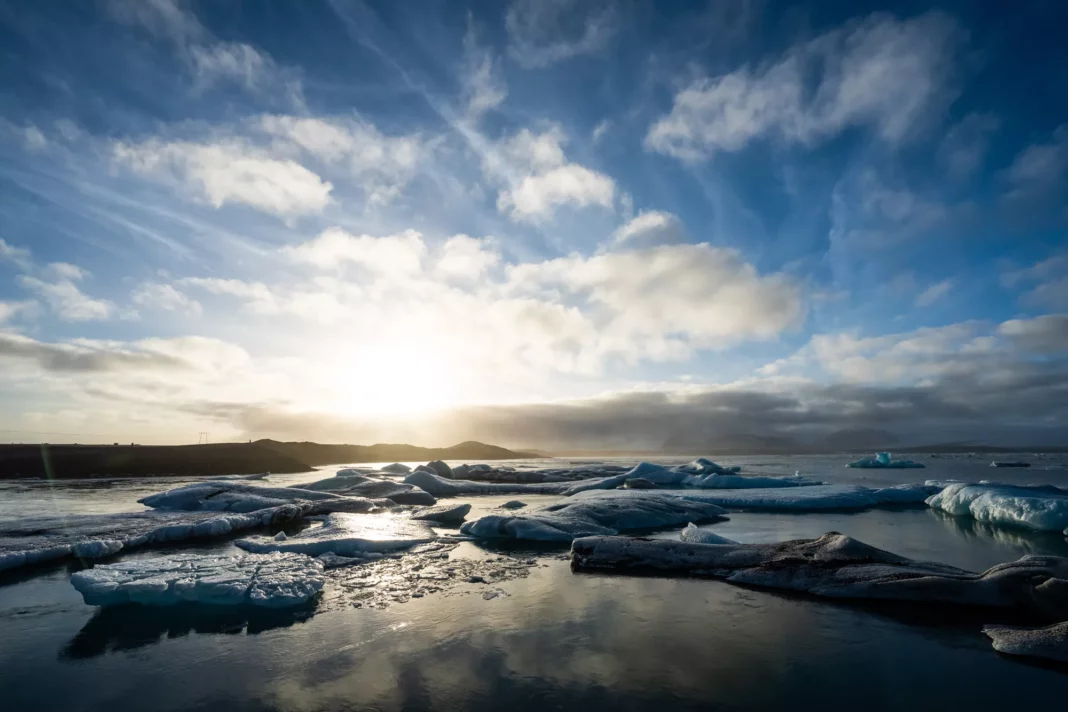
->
{"left": 2, "top": 454, "right": 1067, "bottom": 710}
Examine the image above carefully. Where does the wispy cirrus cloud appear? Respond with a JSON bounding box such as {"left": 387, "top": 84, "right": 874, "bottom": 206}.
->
{"left": 505, "top": 0, "right": 618, "bottom": 68}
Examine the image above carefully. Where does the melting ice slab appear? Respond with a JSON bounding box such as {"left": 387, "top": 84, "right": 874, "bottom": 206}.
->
{"left": 983, "top": 622, "right": 1068, "bottom": 663}
{"left": 571, "top": 533, "right": 1068, "bottom": 617}
{"left": 926, "top": 482, "right": 1068, "bottom": 533}
{"left": 295, "top": 476, "right": 437, "bottom": 505}
{"left": 235, "top": 513, "right": 436, "bottom": 556}
{"left": 570, "top": 484, "right": 940, "bottom": 512}
{"left": 70, "top": 552, "right": 324, "bottom": 608}
{"left": 139, "top": 481, "right": 378, "bottom": 514}
{"left": 460, "top": 493, "right": 729, "bottom": 542}
{"left": 0, "top": 506, "right": 310, "bottom": 572}
{"left": 847, "top": 452, "right": 925, "bottom": 469}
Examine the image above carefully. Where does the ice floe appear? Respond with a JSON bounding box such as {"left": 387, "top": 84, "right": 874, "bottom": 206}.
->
{"left": 680, "top": 523, "right": 737, "bottom": 544}
{"left": 70, "top": 551, "right": 324, "bottom": 608}
{"left": 410, "top": 502, "right": 472, "bottom": 524}
{"left": 926, "top": 482, "right": 1068, "bottom": 532}
{"left": 139, "top": 481, "right": 378, "bottom": 514}
{"left": 459, "top": 493, "right": 729, "bottom": 543}
{"left": 983, "top": 621, "right": 1068, "bottom": 663}
{"left": 846, "top": 452, "right": 925, "bottom": 469}
{"left": 380, "top": 463, "right": 412, "bottom": 474}
{"left": 235, "top": 513, "right": 436, "bottom": 556}
{"left": 294, "top": 476, "right": 437, "bottom": 505}
{"left": 0, "top": 506, "right": 310, "bottom": 572}
{"left": 570, "top": 483, "right": 941, "bottom": 512}
{"left": 571, "top": 533, "right": 1068, "bottom": 617}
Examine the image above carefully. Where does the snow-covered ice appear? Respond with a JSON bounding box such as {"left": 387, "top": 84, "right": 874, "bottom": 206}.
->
{"left": 294, "top": 476, "right": 437, "bottom": 505}
{"left": 0, "top": 506, "right": 310, "bottom": 572}
{"left": 847, "top": 452, "right": 925, "bottom": 469}
{"left": 236, "top": 513, "right": 436, "bottom": 556}
{"left": 926, "top": 482, "right": 1068, "bottom": 532}
{"left": 680, "top": 523, "right": 737, "bottom": 544}
{"left": 571, "top": 533, "right": 1068, "bottom": 617}
{"left": 983, "top": 621, "right": 1068, "bottom": 663}
{"left": 403, "top": 470, "right": 599, "bottom": 497}
{"left": 70, "top": 551, "right": 324, "bottom": 607}
{"left": 139, "top": 481, "right": 377, "bottom": 514}
{"left": 459, "top": 493, "right": 729, "bottom": 542}
{"left": 571, "top": 483, "right": 941, "bottom": 512}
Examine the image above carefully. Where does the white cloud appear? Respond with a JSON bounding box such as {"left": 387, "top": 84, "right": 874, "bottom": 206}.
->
{"left": 283, "top": 228, "right": 427, "bottom": 276}
{"left": 592, "top": 119, "right": 611, "bottom": 143}
{"left": 646, "top": 12, "right": 961, "bottom": 161}
{"left": 0, "top": 238, "right": 32, "bottom": 270}
{"left": 611, "top": 211, "right": 686, "bottom": 247}
{"left": 1003, "top": 254, "right": 1068, "bottom": 309}
{"left": 435, "top": 235, "right": 500, "bottom": 280}
{"left": 191, "top": 42, "right": 271, "bottom": 88}
{"left": 1004, "top": 124, "right": 1068, "bottom": 200}
{"left": 461, "top": 27, "right": 507, "bottom": 119}
{"left": 490, "top": 126, "right": 616, "bottom": 222}
{"left": 914, "top": 279, "right": 954, "bottom": 307}
{"left": 179, "top": 277, "right": 278, "bottom": 314}
{"left": 17, "top": 275, "right": 120, "bottom": 322}
{"left": 259, "top": 115, "right": 424, "bottom": 205}
{"left": 506, "top": 0, "right": 618, "bottom": 68}
{"left": 0, "top": 300, "right": 34, "bottom": 323}
{"left": 113, "top": 138, "right": 333, "bottom": 218}
{"left": 132, "top": 282, "right": 202, "bottom": 315}
{"left": 46, "top": 262, "right": 88, "bottom": 281}
{"left": 938, "top": 113, "right": 999, "bottom": 178}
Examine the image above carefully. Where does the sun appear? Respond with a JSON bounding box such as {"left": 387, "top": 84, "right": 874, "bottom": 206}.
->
{"left": 327, "top": 343, "right": 463, "bottom": 416}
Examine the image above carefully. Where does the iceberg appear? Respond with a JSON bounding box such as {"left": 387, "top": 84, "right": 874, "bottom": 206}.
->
{"left": 680, "top": 523, "right": 737, "bottom": 544}
{"left": 380, "top": 463, "right": 412, "bottom": 474}
{"left": 402, "top": 470, "right": 618, "bottom": 497}
{"left": 235, "top": 512, "right": 436, "bottom": 556}
{"left": 926, "top": 482, "right": 1068, "bottom": 532}
{"left": 846, "top": 452, "right": 925, "bottom": 469}
{"left": 571, "top": 483, "right": 941, "bottom": 512}
{"left": 139, "top": 481, "right": 378, "bottom": 514}
{"left": 459, "top": 493, "right": 729, "bottom": 543}
{"left": 70, "top": 551, "right": 324, "bottom": 608}
{"left": 571, "top": 533, "right": 1068, "bottom": 617}
{"left": 293, "top": 476, "right": 437, "bottom": 505}
{"left": 427, "top": 460, "right": 453, "bottom": 477}
{"left": 983, "top": 622, "right": 1068, "bottom": 663}
{"left": 1, "top": 505, "right": 310, "bottom": 572}
{"left": 411, "top": 502, "right": 472, "bottom": 524}
{"left": 613, "top": 462, "right": 820, "bottom": 489}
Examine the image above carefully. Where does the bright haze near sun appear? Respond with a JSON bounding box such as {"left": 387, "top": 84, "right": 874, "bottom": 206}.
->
{"left": 1, "top": 0, "right": 1066, "bottom": 451}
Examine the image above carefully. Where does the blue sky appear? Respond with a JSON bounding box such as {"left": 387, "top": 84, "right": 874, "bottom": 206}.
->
{"left": 1, "top": 0, "right": 1066, "bottom": 449}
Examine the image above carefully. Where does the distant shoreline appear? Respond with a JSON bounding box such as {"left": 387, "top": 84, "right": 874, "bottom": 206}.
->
{"left": 0, "top": 440, "right": 538, "bottom": 480}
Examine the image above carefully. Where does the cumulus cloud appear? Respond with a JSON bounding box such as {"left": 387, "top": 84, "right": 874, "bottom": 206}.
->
{"left": 132, "top": 282, "right": 202, "bottom": 315}
{"left": 113, "top": 138, "right": 333, "bottom": 218}
{"left": 914, "top": 279, "right": 954, "bottom": 307}
{"left": 283, "top": 228, "right": 427, "bottom": 276}
{"left": 505, "top": 0, "right": 618, "bottom": 68}
{"left": 0, "top": 238, "right": 32, "bottom": 270}
{"left": 646, "top": 12, "right": 962, "bottom": 161}
{"left": 611, "top": 211, "right": 686, "bottom": 247}
{"left": 435, "top": 235, "right": 500, "bottom": 280}
{"left": 1004, "top": 254, "right": 1068, "bottom": 310}
{"left": 16, "top": 273, "right": 120, "bottom": 322}
{"left": 491, "top": 126, "right": 616, "bottom": 221}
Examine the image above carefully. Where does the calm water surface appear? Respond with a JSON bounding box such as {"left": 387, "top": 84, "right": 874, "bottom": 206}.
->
{"left": 2, "top": 454, "right": 1068, "bottom": 711}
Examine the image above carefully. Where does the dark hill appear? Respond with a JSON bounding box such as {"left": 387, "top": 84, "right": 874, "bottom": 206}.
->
{"left": 254, "top": 439, "right": 537, "bottom": 466}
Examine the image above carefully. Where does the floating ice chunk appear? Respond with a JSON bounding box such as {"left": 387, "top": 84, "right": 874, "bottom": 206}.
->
{"left": 500, "top": 500, "right": 527, "bottom": 510}
{"left": 571, "top": 484, "right": 940, "bottom": 512}
{"left": 335, "top": 468, "right": 378, "bottom": 477}
{"left": 403, "top": 470, "right": 593, "bottom": 497}
{"left": 427, "top": 460, "right": 453, "bottom": 477}
{"left": 459, "top": 493, "right": 729, "bottom": 543}
{"left": 295, "top": 476, "right": 436, "bottom": 505}
{"left": 623, "top": 478, "right": 656, "bottom": 489}
{"left": 571, "top": 533, "right": 1068, "bottom": 617}
{"left": 380, "top": 463, "right": 412, "bottom": 474}
{"left": 990, "top": 461, "right": 1031, "bottom": 468}
{"left": 983, "top": 622, "right": 1068, "bottom": 663}
{"left": 411, "top": 503, "right": 472, "bottom": 524}
{"left": 676, "top": 458, "right": 742, "bottom": 475}
{"left": 0, "top": 506, "right": 310, "bottom": 572}
{"left": 847, "top": 452, "right": 925, "bottom": 469}
{"left": 236, "top": 513, "right": 436, "bottom": 556}
{"left": 70, "top": 552, "right": 324, "bottom": 608}
{"left": 680, "top": 523, "right": 737, "bottom": 544}
{"left": 139, "top": 481, "right": 375, "bottom": 514}
{"left": 926, "top": 482, "right": 1068, "bottom": 532}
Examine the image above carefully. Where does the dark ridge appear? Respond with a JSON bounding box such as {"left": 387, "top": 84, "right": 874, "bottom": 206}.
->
{"left": 253, "top": 439, "right": 538, "bottom": 466}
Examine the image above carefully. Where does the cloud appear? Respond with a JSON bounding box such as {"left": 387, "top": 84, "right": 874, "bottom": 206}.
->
{"left": 113, "top": 138, "right": 333, "bottom": 218}
{"left": 283, "top": 228, "right": 427, "bottom": 276}
{"left": 259, "top": 115, "right": 424, "bottom": 205}
{"left": 132, "top": 282, "right": 202, "bottom": 315}
{"left": 0, "top": 301, "right": 34, "bottom": 323}
{"left": 1004, "top": 254, "right": 1068, "bottom": 309}
{"left": 505, "top": 0, "right": 618, "bottom": 68}
{"left": 461, "top": 25, "right": 507, "bottom": 119}
{"left": 0, "top": 332, "right": 189, "bottom": 373}
{"left": 491, "top": 126, "right": 616, "bottom": 221}
{"left": 646, "top": 12, "right": 962, "bottom": 161}
{"left": 592, "top": 120, "right": 611, "bottom": 143}
{"left": 611, "top": 211, "right": 686, "bottom": 247}
{"left": 1003, "top": 124, "right": 1068, "bottom": 201}
{"left": 830, "top": 169, "right": 953, "bottom": 248}
{"left": 914, "top": 279, "right": 954, "bottom": 307}
{"left": 435, "top": 235, "right": 500, "bottom": 280}
{"left": 16, "top": 274, "right": 120, "bottom": 322}
{"left": 178, "top": 277, "right": 278, "bottom": 314}
{"left": 998, "top": 314, "right": 1068, "bottom": 355}
{"left": 938, "top": 112, "right": 999, "bottom": 178}
{"left": 0, "top": 238, "right": 32, "bottom": 270}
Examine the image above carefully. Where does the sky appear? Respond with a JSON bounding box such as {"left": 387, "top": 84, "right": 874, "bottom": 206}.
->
{"left": 0, "top": 0, "right": 1066, "bottom": 450}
